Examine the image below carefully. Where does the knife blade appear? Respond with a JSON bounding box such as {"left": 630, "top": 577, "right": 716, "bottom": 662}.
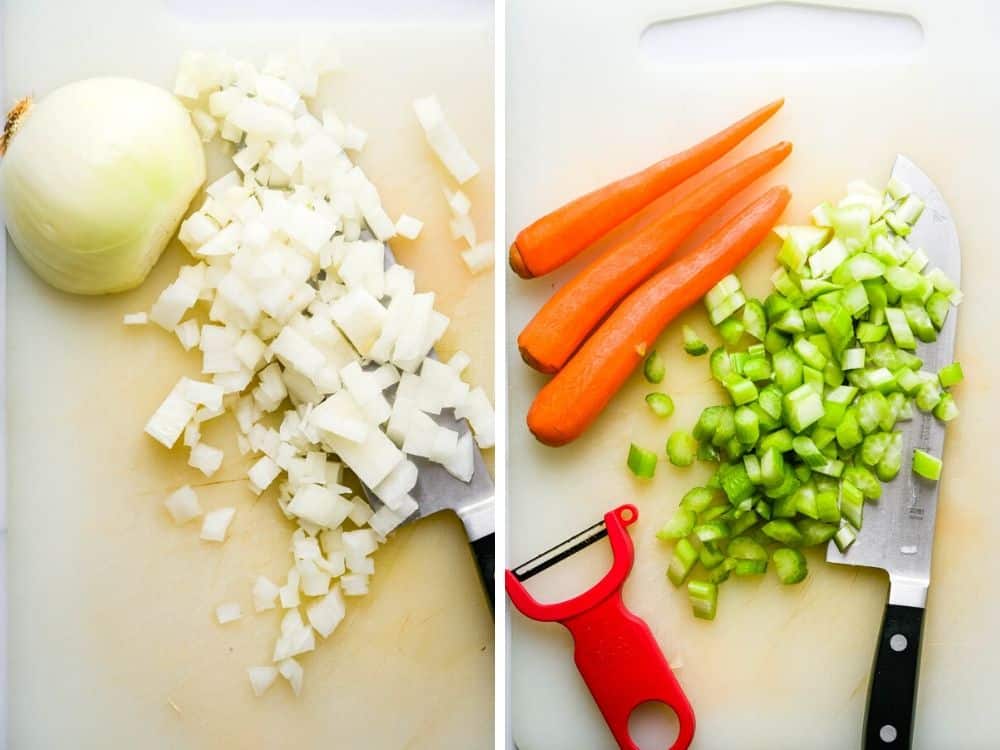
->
{"left": 360, "top": 244, "right": 495, "bottom": 610}
{"left": 825, "top": 154, "right": 960, "bottom": 749}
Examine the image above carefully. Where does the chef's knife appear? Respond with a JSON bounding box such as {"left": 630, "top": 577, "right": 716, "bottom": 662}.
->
{"left": 360, "top": 244, "right": 495, "bottom": 611}
{"left": 825, "top": 155, "right": 960, "bottom": 749}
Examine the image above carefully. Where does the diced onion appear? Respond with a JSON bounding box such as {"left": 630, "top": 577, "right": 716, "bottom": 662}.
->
{"left": 200, "top": 507, "right": 236, "bottom": 542}
{"left": 164, "top": 485, "right": 202, "bottom": 525}
{"left": 216, "top": 601, "right": 242, "bottom": 624}
{"left": 248, "top": 666, "right": 278, "bottom": 697}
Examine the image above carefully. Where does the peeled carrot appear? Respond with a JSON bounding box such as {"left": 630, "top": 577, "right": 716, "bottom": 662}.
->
{"left": 509, "top": 99, "right": 784, "bottom": 279}
{"left": 518, "top": 141, "right": 792, "bottom": 374}
{"left": 527, "top": 186, "right": 791, "bottom": 447}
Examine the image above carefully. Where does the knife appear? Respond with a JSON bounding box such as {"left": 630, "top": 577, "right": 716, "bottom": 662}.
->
{"left": 360, "top": 244, "right": 495, "bottom": 611}
{"left": 825, "top": 155, "right": 960, "bottom": 749}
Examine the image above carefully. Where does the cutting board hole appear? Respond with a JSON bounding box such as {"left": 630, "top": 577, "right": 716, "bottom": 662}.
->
{"left": 640, "top": 3, "right": 923, "bottom": 65}
{"left": 629, "top": 701, "right": 679, "bottom": 749}
{"left": 165, "top": 0, "right": 490, "bottom": 22}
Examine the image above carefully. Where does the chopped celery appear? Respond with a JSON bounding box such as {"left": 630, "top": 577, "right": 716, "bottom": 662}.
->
{"left": 658, "top": 179, "right": 964, "bottom": 620}
{"left": 646, "top": 392, "right": 675, "bottom": 418}
{"left": 783, "top": 385, "right": 824, "bottom": 433}
{"left": 834, "top": 524, "right": 857, "bottom": 552}
{"left": 655, "top": 509, "right": 696, "bottom": 542}
{"left": 693, "top": 406, "right": 723, "bottom": 441}
{"left": 912, "top": 449, "right": 942, "bottom": 481}
{"left": 667, "top": 431, "right": 697, "bottom": 467}
{"left": 699, "top": 542, "right": 726, "bottom": 570}
{"left": 681, "top": 487, "right": 720, "bottom": 512}
{"left": 734, "top": 558, "right": 768, "bottom": 576}
{"left": 772, "top": 548, "right": 807, "bottom": 584}
{"left": 718, "top": 318, "right": 745, "bottom": 346}
{"left": 734, "top": 407, "right": 760, "bottom": 446}
{"left": 742, "top": 300, "right": 767, "bottom": 341}
{"left": 727, "top": 536, "right": 768, "bottom": 561}
{"left": 938, "top": 362, "right": 964, "bottom": 388}
{"left": 683, "top": 325, "right": 709, "bottom": 356}
{"left": 644, "top": 350, "right": 666, "bottom": 384}
{"left": 934, "top": 394, "right": 959, "bottom": 422}
{"left": 694, "top": 520, "right": 731, "bottom": 543}
{"left": 762, "top": 519, "right": 803, "bottom": 545}
{"left": 688, "top": 580, "right": 719, "bottom": 620}
{"left": 627, "top": 443, "right": 657, "bottom": 478}
{"left": 667, "top": 539, "right": 698, "bottom": 586}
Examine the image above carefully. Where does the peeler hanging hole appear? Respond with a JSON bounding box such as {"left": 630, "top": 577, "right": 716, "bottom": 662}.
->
{"left": 628, "top": 700, "right": 680, "bottom": 749}
{"left": 618, "top": 504, "right": 639, "bottom": 525}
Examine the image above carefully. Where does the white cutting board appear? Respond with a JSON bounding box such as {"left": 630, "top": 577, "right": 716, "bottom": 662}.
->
{"left": 4, "top": 1, "right": 494, "bottom": 748}
{"left": 508, "top": 1, "right": 1000, "bottom": 748}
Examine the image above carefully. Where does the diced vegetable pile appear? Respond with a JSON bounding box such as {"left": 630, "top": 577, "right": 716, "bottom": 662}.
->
{"left": 642, "top": 178, "right": 963, "bottom": 621}
{"left": 138, "top": 47, "right": 495, "bottom": 697}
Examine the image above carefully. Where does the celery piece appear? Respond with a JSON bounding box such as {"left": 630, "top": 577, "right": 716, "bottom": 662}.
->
{"left": 743, "top": 454, "right": 762, "bottom": 485}
{"left": 773, "top": 349, "right": 804, "bottom": 393}
{"left": 719, "top": 463, "right": 754, "bottom": 504}
{"left": 646, "top": 392, "right": 675, "bottom": 418}
{"left": 724, "top": 374, "right": 758, "bottom": 406}
{"left": 834, "top": 524, "right": 857, "bottom": 552}
{"left": 844, "top": 465, "right": 882, "bottom": 501}
{"left": 705, "top": 274, "right": 742, "bottom": 310}
{"left": 742, "top": 299, "right": 767, "bottom": 341}
{"left": 764, "top": 327, "right": 790, "bottom": 354}
{"left": 792, "top": 436, "right": 826, "bottom": 468}
{"left": 793, "top": 337, "right": 828, "bottom": 370}
{"left": 797, "top": 519, "right": 838, "bottom": 546}
{"left": 903, "top": 301, "right": 937, "bottom": 343}
{"left": 694, "top": 520, "right": 731, "bottom": 543}
{"left": 710, "top": 347, "right": 732, "bottom": 382}
{"left": 693, "top": 406, "right": 724, "bottom": 442}
{"left": 783, "top": 385, "right": 824, "bottom": 433}
{"left": 934, "top": 394, "right": 959, "bottom": 422}
{"left": 627, "top": 443, "right": 657, "bottom": 478}
{"left": 709, "top": 558, "right": 737, "bottom": 584}
{"left": 875, "top": 432, "right": 903, "bottom": 482}
{"left": 762, "top": 519, "right": 803, "bottom": 546}
{"left": 836, "top": 407, "right": 863, "bottom": 449}
{"left": 773, "top": 548, "right": 808, "bottom": 584}
{"left": 857, "top": 391, "right": 891, "bottom": 434}
{"left": 760, "top": 447, "right": 785, "bottom": 488}
{"left": 656, "top": 509, "right": 696, "bottom": 541}
{"left": 938, "top": 362, "right": 964, "bottom": 388}
{"left": 841, "top": 348, "right": 866, "bottom": 371}
{"left": 912, "top": 449, "right": 942, "bottom": 481}
{"left": 699, "top": 542, "right": 726, "bottom": 570}
{"left": 667, "top": 431, "right": 697, "bottom": 468}
{"left": 719, "top": 318, "right": 745, "bottom": 346}
{"left": 925, "top": 292, "right": 950, "bottom": 330}
{"left": 743, "top": 357, "right": 772, "bottom": 382}
{"left": 916, "top": 381, "right": 943, "bottom": 413}
{"left": 815, "top": 490, "right": 841, "bottom": 523}
{"left": 667, "top": 539, "right": 698, "bottom": 586}
{"left": 857, "top": 322, "right": 888, "bottom": 343}
{"left": 681, "top": 487, "right": 720, "bottom": 512}
{"left": 774, "top": 308, "right": 806, "bottom": 335}
{"left": 683, "top": 325, "right": 709, "bottom": 356}
{"left": 735, "top": 407, "right": 760, "bottom": 446}
{"left": 711, "top": 407, "right": 736, "bottom": 448}
{"left": 688, "top": 580, "right": 719, "bottom": 620}
{"left": 861, "top": 432, "right": 893, "bottom": 466}
{"left": 644, "top": 350, "right": 666, "bottom": 384}
{"left": 759, "top": 428, "right": 794, "bottom": 454}
{"left": 840, "top": 481, "right": 864, "bottom": 529}
{"left": 734, "top": 558, "right": 768, "bottom": 576}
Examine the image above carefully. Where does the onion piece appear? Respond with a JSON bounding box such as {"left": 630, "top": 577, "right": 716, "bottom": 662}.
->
{"left": 277, "top": 658, "right": 304, "bottom": 696}
{"left": 252, "top": 576, "right": 280, "bottom": 612}
{"left": 461, "top": 241, "right": 495, "bottom": 275}
{"left": 123, "top": 312, "right": 149, "bottom": 326}
{"left": 395, "top": 214, "right": 423, "bottom": 240}
{"left": 200, "top": 507, "right": 236, "bottom": 542}
{"left": 248, "top": 666, "right": 279, "bottom": 697}
{"left": 164, "top": 485, "right": 202, "bottom": 525}
{"left": 412, "top": 95, "right": 479, "bottom": 184}
{"left": 216, "top": 602, "right": 242, "bottom": 624}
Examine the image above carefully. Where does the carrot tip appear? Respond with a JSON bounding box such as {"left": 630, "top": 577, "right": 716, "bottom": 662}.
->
{"left": 509, "top": 241, "right": 534, "bottom": 279}
{"left": 519, "top": 343, "right": 558, "bottom": 375}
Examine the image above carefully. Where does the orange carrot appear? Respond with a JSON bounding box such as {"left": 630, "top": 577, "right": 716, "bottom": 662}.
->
{"left": 518, "top": 141, "right": 792, "bottom": 374}
{"left": 509, "top": 99, "right": 784, "bottom": 279}
{"left": 527, "top": 186, "right": 791, "bottom": 447}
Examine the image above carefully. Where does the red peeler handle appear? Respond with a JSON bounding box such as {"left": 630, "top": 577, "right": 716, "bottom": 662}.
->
{"left": 506, "top": 505, "right": 696, "bottom": 750}
{"left": 564, "top": 589, "right": 695, "bottom": 750}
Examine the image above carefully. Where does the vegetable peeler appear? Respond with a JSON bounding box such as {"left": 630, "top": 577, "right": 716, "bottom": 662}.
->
{"left": 506, "top": 504, "right": 695, "bottom": 750}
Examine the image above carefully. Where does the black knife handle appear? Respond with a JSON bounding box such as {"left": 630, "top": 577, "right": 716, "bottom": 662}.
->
{"left": 469, "top": 533, "right": 495, "bottom": 612}
{"left": 864, "top": 603, "right": 925, "bottom": 749}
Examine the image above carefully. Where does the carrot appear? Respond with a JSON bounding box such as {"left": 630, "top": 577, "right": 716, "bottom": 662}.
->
{"left": 518, "top": 141, "right": 792, "bottom": 374}
{"left": 527, "top": 186, "right": 791, "bottom": 447}
{"left": 509, "top": 99, "right": 784, "bottom": 279}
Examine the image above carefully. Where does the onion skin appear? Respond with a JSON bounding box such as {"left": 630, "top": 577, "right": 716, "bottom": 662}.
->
{"left": 0, "top": 77, "right": 206, "bottom": 295}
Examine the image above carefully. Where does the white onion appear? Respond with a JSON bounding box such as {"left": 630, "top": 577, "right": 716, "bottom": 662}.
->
{"left": 200, "top": 507, "right": 236, "bottom": 542}
{"left": 394, "top": 214, "right": 423, "bottom": 240}
{"left": 248, "top": 666, "right": 278, "bottom": 697}
{"left": 252, "top": 576, "right": 280, "bottom": 612}
{"left": 1, "top": 78, "right": 205, "bottom": 294}
{"left": 277, "top": 658, "right": 304, "bottom": 696}
{"left": 461, "top": 241, "right": 495, "bottom": 275}
{"left": 412, "top": 95, "right": 479, "bottom": 184}
{"left": 188, "top": 442, "right": 224, "bottom": 477}
{"left": 164, "top": 486, "right": 203, "bottom": 525}
{"left": 123, "top": 312, "right": 148, "bottom": 326}
{"left": 306, "top": 586, "right": 346, "bottom": 638}
{"left": 215, "top": 602, "right": 242, "bottom": 624}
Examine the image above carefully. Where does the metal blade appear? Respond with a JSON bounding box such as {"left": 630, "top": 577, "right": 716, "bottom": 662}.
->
{"left": 826, "top": 155, "right": 961, "bottom": 608}
{"left": 360, "top": 245, "right": 494, "bottom": 543}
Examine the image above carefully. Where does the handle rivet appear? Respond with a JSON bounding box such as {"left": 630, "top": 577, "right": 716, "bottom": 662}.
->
{"left": 880, "top": 725, "right": 897, "bottom": 743}
{"left": 889, "top": 634, "right": 908, "bottom": 652}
